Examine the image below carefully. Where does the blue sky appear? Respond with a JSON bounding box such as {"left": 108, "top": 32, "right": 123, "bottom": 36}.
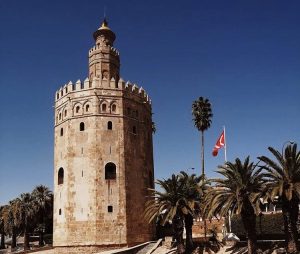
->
{"left": 0, "top": 0, "right": 300, "bottom": 205}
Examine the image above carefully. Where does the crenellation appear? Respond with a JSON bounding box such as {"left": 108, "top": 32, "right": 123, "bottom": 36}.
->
{"left": 84, "top": 78, "right": 90, "bottom": 89}
{"left": 138, "top": 87, "right": 145, "bottom": 97}
{"left": 110, "top": 77, "right": 116, "bottom": 89}
{"left": 118, "top": 78, "right": 125, "bottom": 89}
{"left": 75, "top": 80, "right": 81, "bottom": 90}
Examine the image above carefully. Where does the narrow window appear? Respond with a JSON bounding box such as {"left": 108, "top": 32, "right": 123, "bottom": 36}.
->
{"left": 108, "top": 206, "right": 113, "bottom": 213}
{"left": 65, "top": 87, "right": 68, "bottom": 93}
{"left": 127, "top": 107, "right": 131, "bottom": 115}
{"left": 76, "top": 106, "right": 80, "bottom": 113}
{"left": 133, "top": 126, "right": 137, "bottom": 134}
{"left": 107, "top": 121, "right": 112, "bottom": 130}
{"left": 59, "top": 209, "right": 62, "bottom": 215}
{"left": 111, "top": 104, "right": 116, "bottom": 113}
{"left": 56, "top": 93, "right": 59, "bottom": 99}
{"left": 105, "top": 162, "right": 116, "bottom": 180}
{"left": 82, "top": 170, "right": 83, "bottom": 177}
{"left": 86, "top": 104, "right": 90, "bottom": 112}
{"left": 58, "top": 167, "right": 64, "bottom": 185}
{"left": 102, "top": 103, "right": 107, "bottom": 112}
{"left": 64, "top": 110, "right": 67, "bottom": 117}
{"left": 60, "top": 128, "right": 63, "bottom": 136}
{"left": 59, "top": 113, "right": 62, "bottom": 120}
{"left": 80, "top": 122, "right": 85, "bottom": 131}
{"left": 61, "top": 90, "right": 63, "bottom": 96}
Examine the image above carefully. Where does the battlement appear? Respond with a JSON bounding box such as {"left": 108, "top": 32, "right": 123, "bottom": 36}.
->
{"left": 88, "top": 44, "right": 120, "bottom": 57}
{"left": 55, "top": 77, "right": 151, "bottom": 104}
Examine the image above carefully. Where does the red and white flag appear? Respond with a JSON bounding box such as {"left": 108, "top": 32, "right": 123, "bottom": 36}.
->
{"left": 212, "top": 130, "right": 225, "bottom": 157}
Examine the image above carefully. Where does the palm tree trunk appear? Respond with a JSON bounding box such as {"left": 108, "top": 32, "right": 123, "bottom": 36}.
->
{"left": 0, "top": 233, "right": 4, "bottom": 249}
{"left": 201, "top": 131, "right": 204, "bottom": 177}
{"left": 11, "top": 229, "right": 16, "bottom": 249}
{"left": 39, "top": 230, "right": 44, "bottom": 247}
{"left": 24, "top": 227, "right": 30, "bottom": 250}
{"left": 241, "top": 203, "right": 257, "bottom": 254}
{"left": 282, "top": 196, "right": 299, "bottom": 253}
{"left": 172, "top": 214, "right": 185, "bottom": 254}
{"left": 184, "top": 214, "right": 194, "bottom": 251}
{"left": 201, "top": 131, "right": 207, "bottom": 239}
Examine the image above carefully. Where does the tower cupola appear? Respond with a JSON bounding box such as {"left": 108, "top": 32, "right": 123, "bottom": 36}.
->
{"left": 93, "top": 18, "right": 116, "bottom": 46}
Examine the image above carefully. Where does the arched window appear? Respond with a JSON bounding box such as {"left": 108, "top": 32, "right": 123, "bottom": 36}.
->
{"left": 56, "top": 93, "right": 59, "bottom": 99}
{"left": 80, "top": 122, "right": 85, "bottom": 131}
{"left": 102, "top": 103, "right": 107, "bottom": 112}
{"left": 58, "top": 167, "right": 64, "bottom": 185}
{"left": 86, "top": 104, "right": 90, "bottom": 112}
{"left": 76, "top": 106, "right": 80, "bottom": 114}
{"left": 65, "top": 87, "right": 68, "bottom": 93}
{"left": 133, "top": 126, "right": 137, "bottom": 134}
{"left": 61, "top": 90, "right": 63, "bottom": 96}
{"left": 59, "top": 209, "right": 62, "bottom": 215}
{"left": 60, "top": 128, "right": 63, "bottom": 136}
{"left": 59, "top": 113, "right": 62, "bottom": 120}
{"left": 105, "top": 162, "right": 116, "bottom": 180}
{"left": 107, "top": 121, "right": 112, "bottom": 130}
{"left": 64, "top": 110, "right": 67, "bottom": 117}
{"left": 111, "top": 104, "right": 116, "bottom": 113}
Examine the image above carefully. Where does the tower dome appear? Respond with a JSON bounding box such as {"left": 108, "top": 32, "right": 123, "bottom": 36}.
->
{"left": 93, "top": 18, "right": 116, "bottom": 45}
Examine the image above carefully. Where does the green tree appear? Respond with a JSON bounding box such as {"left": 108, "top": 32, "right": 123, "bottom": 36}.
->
{"left": 258, "top": 144, "right": 300, "bottom": 253}
{"left": 192, "top": 97, "right": 213, "bottom": 178}
{"left": 203, "top": 157, "right": 265, "bottom": 254}
{"left": 32, "top": 185, "right": 53, "bottom": 247}
{"left": 144, "top": 174, "right": 188, "bottom": 254}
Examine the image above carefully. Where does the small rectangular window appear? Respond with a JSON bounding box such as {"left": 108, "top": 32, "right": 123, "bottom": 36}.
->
{"left": 108, "top": 206, "right": 113, "bottom": 213}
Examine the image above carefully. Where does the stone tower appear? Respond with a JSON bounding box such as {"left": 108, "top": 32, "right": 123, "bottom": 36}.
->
{"left": 53, "top": 19, "right": 154, "bottom": 253}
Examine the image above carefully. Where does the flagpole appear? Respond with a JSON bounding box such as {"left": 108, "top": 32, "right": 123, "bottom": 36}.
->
{"left": 224, "top": 126, "right": 227, "bottom": 162}
{"left": 223, "top": 125, "right": 231, "bottom": 233}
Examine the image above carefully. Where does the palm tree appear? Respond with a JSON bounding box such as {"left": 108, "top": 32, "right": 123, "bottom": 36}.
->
{"left": 192, "top": 97, "right": 213, "bottom": 178}
{"left": 258, "top": 144, "right": 300, "bottom": 253}
{"left": 179, "top": 171, "right": 209, "bottom": 251}
{"left": 203, "top": 157, "right": 265, "bottom": 254}
{"left": 0, "top": 206, "right": 5, "bottom": 249}
{"left": 31, "top": 185, "right": 53, "bottom": 247}
{"left": 192, "top": 96, "right": 213, "bottom": 239}
{"left": 144, "top": 174, "right": 188, "bottom": 254}
{"left": 16, "top": 193, "right": 35, "bottom": 251}
{"left": 3, "top": 200, "right": 18, "bottom": 250}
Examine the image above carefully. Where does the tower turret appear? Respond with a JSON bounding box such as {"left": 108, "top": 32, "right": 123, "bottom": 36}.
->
{"left": 89, "top": 19, "right": 120, "bottom": 83}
